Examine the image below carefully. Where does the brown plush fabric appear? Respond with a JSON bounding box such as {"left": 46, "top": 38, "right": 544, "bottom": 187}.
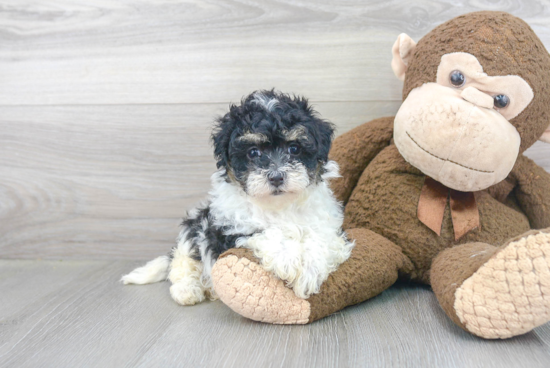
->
{"left": 307, "top": 228, "right": 413, "bottom": 322}
{"left": 510, "top": 155, "right": 550, "bottom": 229}
{"left": 329, "top": 116, "right": 394, "bottom": 204}
{"left": 217, "top": 229, "right": 414, "bottom": 323}
{"left": 430, "top": 242, "right": 498, "bottom": 330}
{"left": 403, "top": 11, "right": 550, "bottom": 153}
{"left": 211, "top": 12, "right": 550, "bottom": 335}
{"left": 343, "top": 144, "right": 532, "bottom": 283}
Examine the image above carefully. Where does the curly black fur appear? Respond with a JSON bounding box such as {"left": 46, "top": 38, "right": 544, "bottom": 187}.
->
{"left": 211, "top": 89, "right": 335, "bottom": 187}
{"left": 172, "top": 205, "right": 251, "bottom": 263}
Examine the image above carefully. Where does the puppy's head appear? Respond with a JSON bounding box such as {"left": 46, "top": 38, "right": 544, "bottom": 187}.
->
{"left": 212, "top": 90, "right": 335, "bottom": 198}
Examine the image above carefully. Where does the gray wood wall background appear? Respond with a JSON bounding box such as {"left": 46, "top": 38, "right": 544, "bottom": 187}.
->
{"left": 1, "top": 0, "right": 549, "bottom": 260}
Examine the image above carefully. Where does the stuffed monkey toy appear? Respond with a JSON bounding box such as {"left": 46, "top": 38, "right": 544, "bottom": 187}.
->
{"left": 210, "top": 11, "right": 550, "bottom": 339}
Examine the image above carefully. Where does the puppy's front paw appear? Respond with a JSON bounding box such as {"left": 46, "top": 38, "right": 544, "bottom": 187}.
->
{"left": 291, "top": 267, "right": 325, "bottom": 299}
{"left": 246, "top": 230, "right": 303, "bottom": 285}
{"left": 263, "top": 247, "right": 303, "bottom": 286}
{"left": 262, "top": 244, "right": 326, "bottom": 299}
{"left": 169, "top": 280, "right": 205, "bottom": 306}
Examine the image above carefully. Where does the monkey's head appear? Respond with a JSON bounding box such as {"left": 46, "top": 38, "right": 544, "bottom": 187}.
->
{"left": 391, "top": 11, "right": 550, "bottom": 192}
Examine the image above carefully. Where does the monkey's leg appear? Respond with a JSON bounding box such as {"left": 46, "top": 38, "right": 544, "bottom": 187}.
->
{"left": 431, "top": 228, "right": 550, "bottom": 339}
{"left": 210, "top": 228, "right": 413, "bottom": 324}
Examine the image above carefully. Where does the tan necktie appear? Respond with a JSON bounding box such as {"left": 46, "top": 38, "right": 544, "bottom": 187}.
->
{"left": 417, "top": 177, "right": 480, "bottom": 241}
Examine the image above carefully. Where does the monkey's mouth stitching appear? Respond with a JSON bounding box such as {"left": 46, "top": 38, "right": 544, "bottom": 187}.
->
{"left": 406, "top": 132, "right": 494, "bottom": 174}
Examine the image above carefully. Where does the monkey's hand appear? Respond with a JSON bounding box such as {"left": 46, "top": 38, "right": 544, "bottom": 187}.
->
{"left": 510, "top": 154, "right": 550, "bottom": 229}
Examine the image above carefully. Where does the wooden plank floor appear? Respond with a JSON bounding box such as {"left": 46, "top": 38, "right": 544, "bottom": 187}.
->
{"left": 1, "top": 259, "right": 550, "bottom": 368}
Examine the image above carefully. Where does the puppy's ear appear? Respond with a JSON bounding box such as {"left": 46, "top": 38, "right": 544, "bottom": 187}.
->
{"left": 298, "top": 98, "right": 335, "bottom": 163}
{"left": 211, "top": 112, "right": 235, "bottom": 169}
{"left": 312, "top": 117, "right": 335, "bottom": 163}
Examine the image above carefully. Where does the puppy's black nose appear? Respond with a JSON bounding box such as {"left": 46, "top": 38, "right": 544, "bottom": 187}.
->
{"left": 269, "top": 173, "right": 284, "bottom": 188}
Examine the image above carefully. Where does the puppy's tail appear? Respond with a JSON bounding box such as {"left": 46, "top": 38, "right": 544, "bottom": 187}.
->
{"left": 121, "top": 255, "right": 170, "bottom": 285}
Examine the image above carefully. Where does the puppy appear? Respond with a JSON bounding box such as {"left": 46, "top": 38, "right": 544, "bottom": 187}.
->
{"left": 122, "top": 90, "right": 353, "bottom": 305}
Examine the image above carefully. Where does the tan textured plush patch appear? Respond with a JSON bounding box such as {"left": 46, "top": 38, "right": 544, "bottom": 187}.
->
{"left": 211, "top": 255, "right": 311, "bottom": 324}
{"left": 454, "top": 231, "right": 550, "bottom": 338}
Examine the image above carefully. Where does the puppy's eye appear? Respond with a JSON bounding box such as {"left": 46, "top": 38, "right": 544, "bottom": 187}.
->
{"left": 247, "top": 147, "right": 261, "bottom": 159}
{"left": 494, "top": 94, "right": 510, "bottom": 109}
{"left": 449, "top": 70, "right": 465, "bottom": 87}
{"left": 288, "top": 144, "right": 301, "bottom": 155}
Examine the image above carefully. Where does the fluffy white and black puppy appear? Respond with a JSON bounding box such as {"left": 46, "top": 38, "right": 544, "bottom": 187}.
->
{"left": 122, "top": 90, "right": 353, "bottom": 305}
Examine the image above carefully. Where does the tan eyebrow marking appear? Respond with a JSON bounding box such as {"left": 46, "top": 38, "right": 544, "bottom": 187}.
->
{"left": 237, "top": 132, "right": 269, "bottom": 144}
{"left": 284, "top": 126, "right": 308, "bottom": 141}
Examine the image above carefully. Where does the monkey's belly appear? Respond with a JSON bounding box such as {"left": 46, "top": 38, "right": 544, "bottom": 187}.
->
{"left": 343, "top": 145, "right": 530, "bottom": 282}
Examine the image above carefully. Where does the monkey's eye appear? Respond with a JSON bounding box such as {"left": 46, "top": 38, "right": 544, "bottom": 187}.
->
{"left": 449, "top": 70, "right": 465, "bottom": 87}
{"left": 247, "top": 147, "right": 262, "bottom": 159}
{"left": 288, "top": 143, "right": 301, "bottom": 155}
{"left": 494, "top": 94, "right": 510, "bottom": 109}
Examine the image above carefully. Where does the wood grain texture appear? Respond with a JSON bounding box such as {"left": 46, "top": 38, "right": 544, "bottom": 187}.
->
{"left": 0, "top": 0, "right": 549, "bottom": 105}
{"left": 1, "top": 0, "right": 550, "bottom": 259}
{"left": 0, "top": 102, "right": 402, "bottom": 259}
{"left": 1, "top": 260, "right": 550, "bottom": 368}
{"left": 0, "top": 104, "right": 549, "bottom": 259}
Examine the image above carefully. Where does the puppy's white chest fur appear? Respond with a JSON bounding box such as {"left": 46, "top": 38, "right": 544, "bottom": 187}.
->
{"left": 209, "top": 162, "right": 353, "bottom": 298}
{"left": 210, "top": 167, "right": 343, "bottom": 234}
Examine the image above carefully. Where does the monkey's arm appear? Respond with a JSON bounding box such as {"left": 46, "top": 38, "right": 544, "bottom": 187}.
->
{"left": 329, "top": 116, "right": 394, "bottom": 204}
{"left": 511, "top": 154, "right": 550, "bottom": 229}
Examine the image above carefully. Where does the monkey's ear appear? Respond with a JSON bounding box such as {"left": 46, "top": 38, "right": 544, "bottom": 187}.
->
{"left": 391, "top": 33, "right": 417, "bottom": 81}
{"left": 540, "top": 124, "right": 550, "bottom": 144}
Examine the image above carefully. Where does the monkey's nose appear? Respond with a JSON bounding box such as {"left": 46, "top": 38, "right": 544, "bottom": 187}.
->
{"left": 461, "top": 86, "right": 494, "bottom": 109}
{"left": 269, "top": 173, "right": 284, "bottom": 188}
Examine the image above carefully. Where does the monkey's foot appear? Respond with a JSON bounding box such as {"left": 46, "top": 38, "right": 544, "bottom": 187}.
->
{"left": 454, "top": 229, "right": 550, "bottom": 339}
{"left": 211, "top": 249, "right": 311, "bottom": 324}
